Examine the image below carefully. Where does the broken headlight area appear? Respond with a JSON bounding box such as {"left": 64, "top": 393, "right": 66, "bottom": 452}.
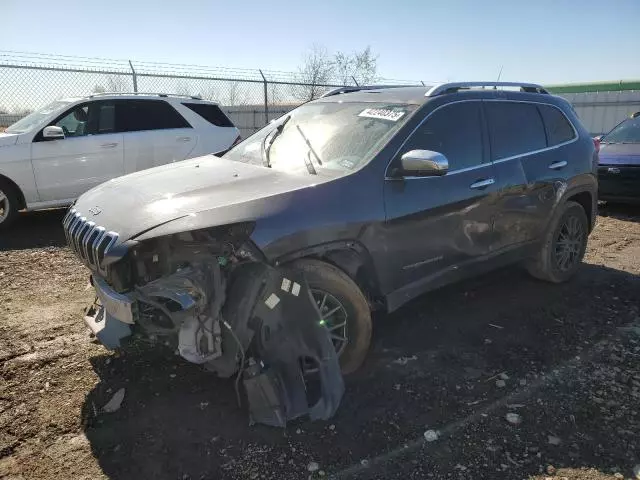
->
{"left": 85, "top": 225, "right": 343, "bottom": 427}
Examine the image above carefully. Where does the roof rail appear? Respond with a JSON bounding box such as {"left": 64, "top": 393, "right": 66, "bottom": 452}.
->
{"left": 321, "top": 85, "right": 416, "bottom": 98}
{"left": 87, "top": 92, "right": 203, "bottom": 100}
{"left": 425, "top": 82, "right": 549, "bottom": 97}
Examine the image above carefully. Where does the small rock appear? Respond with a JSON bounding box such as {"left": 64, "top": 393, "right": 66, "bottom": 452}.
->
{"left": 328, "top": 424, "right": 335, "bottom": 431}
{"left": 318, "top": 471, "right": 325, "bottom": 477}
{"left": 613, "top": 473, "right": 623, "bottom": 479}
{"left": 296, "top": 428, "right": 302, "bottom": 434}
{"left": 307, "top": 461, "right": 319, "bottom": 472}
{"left": 498, "top": 372, "right": 509, "bottom": 380}
{"left": 423, "top": 429, "right": 439, "bottom": 442}
{"left": 169, "top": 373, "right": 177, "bottom": 379}
{"left": 360, "top": 459, "right": 369, "bottom": 467}
{"left": 547, "top": 435, "right": 561, "bottom": 446}
{"left": 393, "top": 355, "right": 418, "bottom": 366}
{"left": 546, "top": 464, "right": 556, "bottom": 475}
{"left": 484, "top": 338, "right": 493, "bottom": 344}
{"left": 505, "top": 413, "right": 522, "bottom": 425}
{"left": 496, "top": 379, "right": 506, "bottom": 388}
{"left": 103, "top": 388, "right": 125, "bottom": 413}
{"left": 519, "top": 379, "right": 527, "bottom": 386}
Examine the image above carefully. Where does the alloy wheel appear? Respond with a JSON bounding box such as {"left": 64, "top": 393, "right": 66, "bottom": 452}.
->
{"left": 554, "top": 214, "right": 584, "bottom": 272}
{"left": 311, "top": 289, "right": 349, "bottom": 356}
{"left": 0, "top": 190, "right": 9, "bottom": 224}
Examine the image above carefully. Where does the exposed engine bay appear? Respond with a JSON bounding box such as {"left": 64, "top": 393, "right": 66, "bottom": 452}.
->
{"left": 84, "top": 226, "right": 344, "bottom": 427}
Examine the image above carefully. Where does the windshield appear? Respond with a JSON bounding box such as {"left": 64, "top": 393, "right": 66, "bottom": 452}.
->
{"left": 5, "top": 101, "right": 72, "bottom": 134}
{"left": 223, "top": 101, "right": 417, "bottom": 173}
{"left": 602, "top": 116, "right": 640, "bottom": 144}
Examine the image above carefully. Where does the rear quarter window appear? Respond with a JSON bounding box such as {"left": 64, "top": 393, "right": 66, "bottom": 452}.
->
{"left": 485, "top": 102, "right": 546, "bottom": 160}
{"left": 183, "top": 103, "right": 235, "bottom": 127}
{"left": 537, "top": 104, "right": 575, "bottom": 146}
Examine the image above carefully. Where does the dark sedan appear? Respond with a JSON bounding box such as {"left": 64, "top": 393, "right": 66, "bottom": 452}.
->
{"left": 598, "top": 112, "right": 640, "bottom": 203}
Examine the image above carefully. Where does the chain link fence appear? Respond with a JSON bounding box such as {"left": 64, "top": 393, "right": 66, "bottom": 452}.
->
{"left": 0, "top": 51, "right": 422, "bottom": 137}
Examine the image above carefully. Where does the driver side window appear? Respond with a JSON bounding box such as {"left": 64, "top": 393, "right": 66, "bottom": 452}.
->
{"left": 401, "top": 102, "right": 485, "bottom": 171}
{"left": 55, "top": 105, "right": 89, "bottom": 137}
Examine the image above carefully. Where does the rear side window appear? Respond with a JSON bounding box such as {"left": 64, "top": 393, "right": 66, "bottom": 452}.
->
{"left": 485, "top": 102, "right": 546, "bottom": 160}
{"left": 537, "top": 104, "right": 575, "bottom": 146}
{"left": 120, "top": 100, "right": 191, "bottom": 132}
{"left": 183, "top": 103, "right": 234, "bottom": 127}
{"left": 402, "top": 102, "right": 484, "bottom": 171}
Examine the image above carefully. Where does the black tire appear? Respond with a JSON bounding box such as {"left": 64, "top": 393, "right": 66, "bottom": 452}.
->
{"left": 293, "top": 259, "right": 372, "bottom": 374}
{"left": 526, "top": 200, "right": 588, "bottom": 283}
{"left": 0, "top": 181, "right": 20, "bottom": 230}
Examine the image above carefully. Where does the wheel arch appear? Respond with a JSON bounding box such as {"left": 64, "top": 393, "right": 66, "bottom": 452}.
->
{"left": 0, "top": 174, "right": 26, "bottom": 210}
{"left": 564, "top": 189, "right": 595, "bottom": 232}
{"left": 276, "top": 240, "right": 383, "bottom": 308}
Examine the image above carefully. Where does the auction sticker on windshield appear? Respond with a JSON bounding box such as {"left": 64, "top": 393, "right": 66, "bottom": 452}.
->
{"left": 358, "top": 108, "right": 405, "bottom": 122}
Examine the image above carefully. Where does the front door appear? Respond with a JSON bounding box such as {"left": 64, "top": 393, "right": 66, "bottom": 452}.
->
{"left": 31, "top": 101, "right": 124, "bottom": 202}
{"left": 380, "top": 101, "right": 499, "bottom": 296}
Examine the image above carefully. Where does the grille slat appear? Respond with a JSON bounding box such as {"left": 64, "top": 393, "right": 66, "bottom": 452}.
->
{"left": 62, "top": 208, "right": 119, "bottom": 274}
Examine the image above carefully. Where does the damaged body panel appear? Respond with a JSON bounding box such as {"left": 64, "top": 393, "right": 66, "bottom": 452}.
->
{"left": 71, "top": 221, "right": 344, "bottom": 425}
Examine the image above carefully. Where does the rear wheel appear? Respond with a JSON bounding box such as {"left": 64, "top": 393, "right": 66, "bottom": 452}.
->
{"left": 293, "top": 259, "right": 372, "bottom": 374}
{"left": 0, "top": 182, "right": 20, "bottom": 230}
{"left": 526, "top": 201, "right": 588, "bottom": 283}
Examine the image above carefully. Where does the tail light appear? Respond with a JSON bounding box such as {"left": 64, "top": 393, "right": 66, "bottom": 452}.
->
{"left": 593, "top": 137, "right": 600, "bottom": 153}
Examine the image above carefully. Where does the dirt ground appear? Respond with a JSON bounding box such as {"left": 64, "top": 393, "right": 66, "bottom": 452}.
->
{"left": 1, "top": 205, "right": 639, "bottom": 480}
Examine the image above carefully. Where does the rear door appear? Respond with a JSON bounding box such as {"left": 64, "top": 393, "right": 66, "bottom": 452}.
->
{"left": 486, "top": 101, "right": 578, "bottom": 250}
{"left": 381, "top": 101, "right": 499, "bottom": 295}
{"left": 31, "top": 101, "right": 124, "bottom": 201}
{"left": 119, "top": 99, "right": 196, "bottom": 174}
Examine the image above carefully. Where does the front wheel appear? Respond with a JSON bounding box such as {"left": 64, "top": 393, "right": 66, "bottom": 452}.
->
{"left": 0, "top": 182, "right": 20, "bottom": 230}
{"left": 293, "top": 259, "right": 372, "bottom": 374}
{"left": 526, "top": 200, "right": 589, "bottom": 283}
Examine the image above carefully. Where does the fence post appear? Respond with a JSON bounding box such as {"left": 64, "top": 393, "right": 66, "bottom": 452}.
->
{"left": 259, "top": 69, "right": 268, "bottom": 125}
{"left": 129, "top": 60, "right": 138, "bottom": 93}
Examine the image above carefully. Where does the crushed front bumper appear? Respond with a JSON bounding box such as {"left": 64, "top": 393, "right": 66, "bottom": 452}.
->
{"left": 84, "top": 276, "right": 134, "bottom": 349}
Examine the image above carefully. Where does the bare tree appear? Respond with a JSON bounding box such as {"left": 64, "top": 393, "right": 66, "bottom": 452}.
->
{"left": 294, "top": 45, "right": 335, "bottom": 102}
{"left": 334, "top": 46, "right": 379, "bottom": 86}
{"left": 105, "top": 75, "right": 129, "bottom": 92}
{"left": 92, "top": 85, "right": 106, "bottom": 94}
{"left": 226, "top": 81, "right": 248, "bottom": 106}
{"left": 293, "top": 45, "right": 380, "bottom": 101}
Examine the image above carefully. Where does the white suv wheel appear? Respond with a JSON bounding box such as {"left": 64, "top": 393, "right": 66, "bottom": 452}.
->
{"left": 0, "top": 189, "right": 10, "bottom": 223}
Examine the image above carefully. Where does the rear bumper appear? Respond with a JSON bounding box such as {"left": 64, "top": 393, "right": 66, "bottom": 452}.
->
{"left": 598, "top": 165, "right": 640, "bottom": 202}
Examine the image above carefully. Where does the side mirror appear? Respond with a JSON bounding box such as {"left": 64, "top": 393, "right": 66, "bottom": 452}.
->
{"left": 43, "top": 126, "right": 65, "bottom": 139}
{"left": 399, "top": 149, "right": 448, "bottom": 177}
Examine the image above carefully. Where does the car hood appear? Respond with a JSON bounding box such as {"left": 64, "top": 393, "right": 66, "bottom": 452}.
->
{"left": 599, "top": 143, "right": 640, "bottom": 166}
{"left": 73, "top": 155, "right": 327, "bottom": 243}
{"left": 0, "top": 132, "right": 19, "bottom": 147}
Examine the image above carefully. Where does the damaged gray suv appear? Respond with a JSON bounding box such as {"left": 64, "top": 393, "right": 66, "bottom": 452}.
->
{"left": 64, "top": 82, "right": 597, "bottom": 424}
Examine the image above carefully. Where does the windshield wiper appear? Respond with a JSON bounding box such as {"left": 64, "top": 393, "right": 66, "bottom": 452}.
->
{"left": 262, "top": 115, "right": 291, "bottom": 168}
{"left": 295, "top": 125, "right": 323, "bottom": 166}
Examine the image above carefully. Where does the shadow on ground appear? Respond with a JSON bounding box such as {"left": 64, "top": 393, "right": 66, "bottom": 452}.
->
{"left": 599, "top": 202, "right": 640, "bottom": 222}
{"left": 81, "top": 262, "right": 640, "bottom": 479}
{"left": 0, "top": 208, "right": 67, "bottom": 251}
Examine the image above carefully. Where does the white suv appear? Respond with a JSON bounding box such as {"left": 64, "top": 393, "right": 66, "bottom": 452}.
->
{"left": 0, "top": 93, "right": 240, "bottom": 228}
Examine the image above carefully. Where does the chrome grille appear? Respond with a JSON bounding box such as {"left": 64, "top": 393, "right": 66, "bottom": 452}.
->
{"left": 63, "top": 208, "right": 118, "bottom": 274}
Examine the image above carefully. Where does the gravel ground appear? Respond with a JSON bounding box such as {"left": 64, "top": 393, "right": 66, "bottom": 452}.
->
{"left": 1, "top": 205, "right": 640, "bottom": 480}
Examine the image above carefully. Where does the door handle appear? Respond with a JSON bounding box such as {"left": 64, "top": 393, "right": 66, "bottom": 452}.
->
{"left": 548, "top": 160, "right": 567, "bottom": 170}
{"left": 100, "top": 142, "right": 118, "bottom": 148}
{"left": 470, "top": 178, "right": 495, "bottom": 190}
{"left": 177, "top": 137, "right": 192, "bottom": 142}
